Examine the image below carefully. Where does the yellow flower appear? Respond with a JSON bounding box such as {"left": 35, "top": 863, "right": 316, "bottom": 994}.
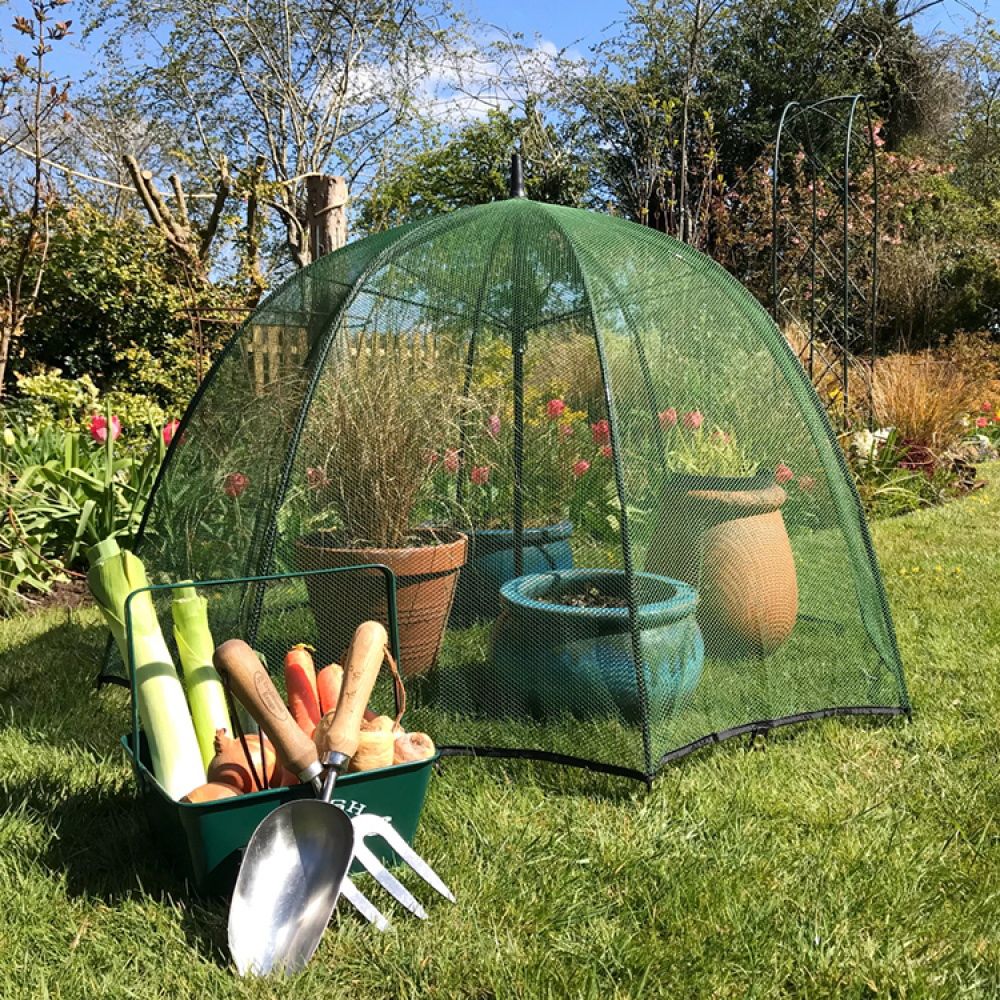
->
{"left": 935, "top": 565, "right": 943, "bottom": 572}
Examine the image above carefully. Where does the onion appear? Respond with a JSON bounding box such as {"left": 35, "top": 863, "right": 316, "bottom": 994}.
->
{"left": 180, "top": 782, "right": 241, "bottom": 804}
{"left": 207, "top": 729, "right": 281, "bottom": 792}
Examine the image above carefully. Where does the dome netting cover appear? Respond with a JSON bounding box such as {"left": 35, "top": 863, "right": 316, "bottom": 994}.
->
{"left": 107, "top": 199, "right": 909, "bottom": 781}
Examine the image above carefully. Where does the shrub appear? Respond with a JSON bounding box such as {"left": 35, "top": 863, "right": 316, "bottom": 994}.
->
{"left": 9, "top": 367, "right": 175, "bottom": 448}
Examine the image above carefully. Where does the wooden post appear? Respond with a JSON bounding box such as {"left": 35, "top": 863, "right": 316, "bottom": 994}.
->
{"left": 305, "top": 175, "right": 348, "bottom": 261}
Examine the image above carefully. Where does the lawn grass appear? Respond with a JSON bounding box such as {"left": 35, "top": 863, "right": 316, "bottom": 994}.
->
{"left": 2, "top": 470, "right": 1000, "bottom": 998}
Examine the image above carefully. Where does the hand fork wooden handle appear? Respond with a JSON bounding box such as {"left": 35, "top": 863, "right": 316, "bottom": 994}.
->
{"left": 215, "top": 625, "right": 453, "bottom": 926}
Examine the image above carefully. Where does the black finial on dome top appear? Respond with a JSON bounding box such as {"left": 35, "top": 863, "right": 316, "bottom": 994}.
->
{"left": 510, "top": 152, "right": 525, "bottom": 199}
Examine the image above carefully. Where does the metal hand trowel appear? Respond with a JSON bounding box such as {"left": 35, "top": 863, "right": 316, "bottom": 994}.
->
{"left": 213, "top": 623, "right": 387, "bottom": 977}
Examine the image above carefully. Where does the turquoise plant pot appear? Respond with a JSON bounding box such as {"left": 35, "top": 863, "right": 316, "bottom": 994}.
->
{"left": 449, "top": 522, "right": 574, "bottom": 628}
{"left": 488, "top": 569, "right": 704, "bottom": 724}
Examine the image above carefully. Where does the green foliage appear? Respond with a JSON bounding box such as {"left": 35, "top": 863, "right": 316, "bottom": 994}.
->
{"left": 358, "top": 106, "right": 588, "bottom": 232}
{"left": 0, "top": 407, "right": 166, "bottom": 610}
{"left": 6, "top": 200, "right": 204, "bottom": 413}
{"left": 11, "top": 369, "right": 101, "bottom": 427}
{"left": 715, "top": 136, "right": 1000, "bottom": 351}
{"left": 9, "top": 367, "right": 171, "bottom": 442}
{"left": 847, "top": 427, "right": 960, "bottom": 520}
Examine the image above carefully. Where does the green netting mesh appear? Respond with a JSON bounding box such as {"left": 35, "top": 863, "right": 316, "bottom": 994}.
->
{"left": 104, "top": 198, "right": 909, "bottom": 781}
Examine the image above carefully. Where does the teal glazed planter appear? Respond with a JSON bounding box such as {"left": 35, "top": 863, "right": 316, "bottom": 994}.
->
{"left": 489, "top": 569, "right": 704, "bottom": 724}
{"left": 449, "top": 521, "right": 574, "bottom": 628}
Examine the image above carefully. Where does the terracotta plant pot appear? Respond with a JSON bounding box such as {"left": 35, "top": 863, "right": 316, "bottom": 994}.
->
{"left": 294, "top": 529, "right": 468, "bottom": 677}
{"left": 645, "top": 472, "right": 798, "bottom": 658}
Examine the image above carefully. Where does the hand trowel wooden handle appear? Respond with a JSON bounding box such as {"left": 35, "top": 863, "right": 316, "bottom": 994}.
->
{"left": 313, "top": 621, "right": 388, "bottom": 766}
{"left": 213, "top": 639, "right": 322, "bottom": 786}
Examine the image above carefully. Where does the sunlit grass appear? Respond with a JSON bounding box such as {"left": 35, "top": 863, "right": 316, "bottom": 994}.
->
{"left": 2, "top": 469, "right": 1000, "bottom": 997}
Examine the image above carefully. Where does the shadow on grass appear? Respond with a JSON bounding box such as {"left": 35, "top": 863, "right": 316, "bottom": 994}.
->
{"left": 0, "top": 613, "right": 130, "bottom": 751}
{"left": 0, "top": 613, "right": 230, "bottom": 963}
{"left": 0, "top": 775, "right": 230, "bottom": 964}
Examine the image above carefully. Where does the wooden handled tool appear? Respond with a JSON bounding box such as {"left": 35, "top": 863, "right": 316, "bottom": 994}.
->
{"left": 213, "top": 638, "right": 323, "bottom": 787}
{"left": 313, "top": 620, "right": 388, "bottom": 767}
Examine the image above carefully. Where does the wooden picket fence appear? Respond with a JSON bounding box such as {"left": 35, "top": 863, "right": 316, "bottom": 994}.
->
{"left": 245, "top": 326, "right": 310, "bottom": 392}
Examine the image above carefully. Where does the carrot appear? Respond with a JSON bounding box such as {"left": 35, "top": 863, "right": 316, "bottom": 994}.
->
{"left": 317, "top": 661, "right": 379, "bottom": 722}
{"left": 316, "top": 662, "right": 343, "bottom": 716}
{"left": 285, "top": 644, "right": 320, "bottom": 737}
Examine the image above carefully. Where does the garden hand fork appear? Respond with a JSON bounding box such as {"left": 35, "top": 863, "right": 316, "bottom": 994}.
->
{"left": 215, "top": 631, "right": 453, "bottom": 975}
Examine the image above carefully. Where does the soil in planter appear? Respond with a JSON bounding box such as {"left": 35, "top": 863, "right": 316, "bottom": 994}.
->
{"left": 543, "top": 585, "right": 629, "bottom": 609}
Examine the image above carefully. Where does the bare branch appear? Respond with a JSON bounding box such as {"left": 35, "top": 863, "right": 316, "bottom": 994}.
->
{"left": 199, "top": 156, "right": 231, "bottom": 261}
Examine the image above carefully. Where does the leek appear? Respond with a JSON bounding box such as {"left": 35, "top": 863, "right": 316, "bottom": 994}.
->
{"left": 87, "top": 538, "right": 206, "bottom": 800}
{"left": 171, "top": 584, "right": 232, "bottom": 768}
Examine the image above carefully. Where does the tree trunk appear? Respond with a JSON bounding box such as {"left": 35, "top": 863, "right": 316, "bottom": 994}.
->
{"left": 306, "top": 175, "right": 348, "bottom": 260}
{"left": 0, "top": 311, "right": 23, "bottom": 401}
{"left": 679, "top": 0, "right": 705, "bottom": 246}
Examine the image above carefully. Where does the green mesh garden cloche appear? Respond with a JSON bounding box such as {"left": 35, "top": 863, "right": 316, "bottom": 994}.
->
{"left": 109, "top": 197, "right": 909, "bottom": 781}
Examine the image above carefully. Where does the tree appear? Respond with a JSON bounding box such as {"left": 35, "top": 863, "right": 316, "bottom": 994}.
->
{"left": 3, "top": 198, "right": 235, "bottom": 410}
{"left": 953, "top": 18, "right": 1000, "bottom": 204}
{"left": 615, "top": 0, "right": 732, "bottom": 242}
{"left": 0, "top": 0, "right": 72, "bottom": 398}
{"left": 89, "top": 0, "right": 466, "bottom": 268}
{"left": 565, "top": 57, "right": 726, "bottom": 245}
{"left": 357, "top": 104, "right": 588, "bottom": 232}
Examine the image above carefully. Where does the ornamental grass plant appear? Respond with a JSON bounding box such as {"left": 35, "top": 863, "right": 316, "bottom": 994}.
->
{"left": 303, "top": 348, "right": 467, "bottom": 549}
{"left": 870, "top": 353, "right": 981, "bottom": 452}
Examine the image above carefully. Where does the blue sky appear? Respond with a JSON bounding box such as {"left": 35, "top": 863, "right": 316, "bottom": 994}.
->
{"left": 18, "top": 0, "right": 994, "bottom": 101}
{"left": 470, "top": 0, "right": 990, "bottom": 54}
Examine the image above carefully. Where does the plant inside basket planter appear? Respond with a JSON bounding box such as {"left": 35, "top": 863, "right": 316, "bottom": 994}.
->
{"left": 294, "top": 350, "right": 468, "bottom": 677}
{"left": 433, "top": 343, "right": 619, "bottom": 626}
{"left": 640, "top": 409, "right": 800, "bottom": 659}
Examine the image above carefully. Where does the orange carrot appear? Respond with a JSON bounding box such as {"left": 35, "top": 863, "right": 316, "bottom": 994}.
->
{"left": 317, "top": 662, "right": 379, "bottom": 721}
{"left": 316, "top": 662, "right": 343, "bottom": 716}
{"left": 285, "top": 644, "right": 320, "bottom": 737}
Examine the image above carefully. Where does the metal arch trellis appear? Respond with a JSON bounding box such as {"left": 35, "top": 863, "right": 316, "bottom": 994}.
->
{"left": 771, "top": 95, "right": 878, "bottom": 419}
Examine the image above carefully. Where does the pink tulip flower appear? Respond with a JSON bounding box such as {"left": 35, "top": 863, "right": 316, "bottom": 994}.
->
{"left": 775, "top": 463, "right": 794, "bottom": 483}
{"left": 470, "top": 465, "right": 490, "bottom": 486}
{"left": 977, "top": 416, "right": 988, "bottom": 428}
{"left": 487, "top": 414, "right": 502, "bottom": 438}
{"left": 573, "top": 459, "right": 591, "bottom": 479}
{"left": 89, "top": 412, "right": 121, "bottom": 444}
{"left": 224, "top": 473, "right": 250, "bottom": 498}
{"left": 658, "top": 408, "right": 677, "bottom": 429}
{"left": 559, "top": 423, "right": 574, "bottom": 440}
{"left": 591, "top": 419, "right": 610, "bottom": 446}
{"left": 163, "top": 419, "right": 180, "bottom": 446}
{"left": 306, "top": 466, "right": 330, "bottom": 490}
{"left": 443, "top": 448, "right": 460, "bottom": 474}
{"left": 683, "top": 410, "right": 703, "bottom": 430}
{"left": 547, "top": 398, "right": 567, "bottom": 420}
